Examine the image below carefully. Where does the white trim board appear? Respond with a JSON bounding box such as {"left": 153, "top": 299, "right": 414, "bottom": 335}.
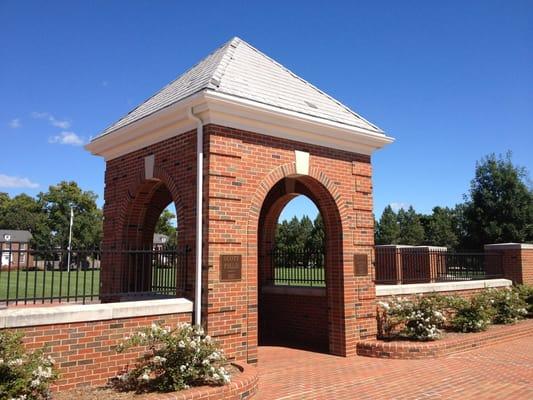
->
{"left": 85, "top": 91, "right": 394, "bottom": 161}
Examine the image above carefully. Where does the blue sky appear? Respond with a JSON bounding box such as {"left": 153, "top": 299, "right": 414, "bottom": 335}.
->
{"left": 1, "top": 1, "right": 531, "bottom": 222}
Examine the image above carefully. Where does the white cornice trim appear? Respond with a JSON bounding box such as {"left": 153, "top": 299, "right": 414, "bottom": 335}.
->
{"left": 85, "top": 91, "right": 394, "bottom": 160}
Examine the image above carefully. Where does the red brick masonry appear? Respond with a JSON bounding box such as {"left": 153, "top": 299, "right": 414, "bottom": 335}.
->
{"left": 356, "top": 318, "right": 533, "bottom": 359}
{"left": 140, "top": 362, "right": 258, "bottom": 400}
{"left": 16, "top": 313, "right": 192, "bottom": 391}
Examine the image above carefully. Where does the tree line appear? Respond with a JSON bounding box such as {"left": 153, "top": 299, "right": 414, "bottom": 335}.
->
{"left": 274, "top": 214, "right": 325, "bottom": 253}
{"left": 0, "top": 181, "right": 102, "bottom": 249}
{"left": 376, "top": 153, "right": 533, "bottom": 250}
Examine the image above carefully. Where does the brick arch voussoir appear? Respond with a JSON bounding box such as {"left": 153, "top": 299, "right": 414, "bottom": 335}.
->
{"left": 247, "top": 162, "right": 344, "bottom": 243}
{"left": 120, "top": 164, "right": 185, "bottom": 246}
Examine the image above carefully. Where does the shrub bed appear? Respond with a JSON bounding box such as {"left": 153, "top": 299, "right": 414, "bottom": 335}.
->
{"left": 0, "top": 331, "right": 57, "bottom": 400}
{"left": 377, "top": 285, "right": 531, "bottom": 341}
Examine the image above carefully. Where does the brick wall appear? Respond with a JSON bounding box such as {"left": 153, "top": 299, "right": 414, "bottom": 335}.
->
{"left": 259, "top": 291, "right": 328, "bottom": 351}
{"left": 102, "top": 123, "right": 379, "bottom": 363}
{"left": 204, "top": 124, "right": 377, "bottom": 362}
{"left": 12, "top": 312, "right": 192, "bottom": 391}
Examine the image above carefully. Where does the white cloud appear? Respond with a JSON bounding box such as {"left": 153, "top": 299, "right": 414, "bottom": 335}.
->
{"left": 31, "top": 111, "right": 71, "bottom": 129}
{"left": 9, "top": 118, "right": 21, "bottom": 128}
{"left": 389, "top": 202, "right": 411, "bottom": 212}
{"left": 49, "top": 131, "right": 85, "bottom": 146}
{"left": 0, "top": 174, "right": 39, "bottom": 189}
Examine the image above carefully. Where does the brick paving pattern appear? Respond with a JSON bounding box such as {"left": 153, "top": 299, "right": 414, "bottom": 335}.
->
{"left": 256, "top": 335, "right": 533, "bottom": 399}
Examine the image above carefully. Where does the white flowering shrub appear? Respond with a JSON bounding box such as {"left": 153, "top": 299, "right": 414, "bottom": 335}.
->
{"left": 480, "top": 288, "right": 528, "bottom": 324}
{"left": 0, "top": 331, "right": 57, "bottom": 400}
{"left": 514, "top": 284, "right": 533, "bottom": 317}
{"left": 114, "top": 323, "right": 230, "bottom": 393}
{"left": 377, "top": 295, "right": 446, "bottom": 341}
{"left": 449, "top": 295, "right": 493, "bottom": 332}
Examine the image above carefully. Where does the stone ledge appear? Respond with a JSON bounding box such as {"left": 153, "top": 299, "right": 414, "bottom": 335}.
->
{"left": 261, "top": 285, "right": 326, "bottom": 297}
{"left": 484, "top": 243, "right": 533, "bottom": 250}
{"left": 0, "top": 298, "right": 193, "bottom": 328}
{"left": 376, "top": 279, "right": 512, "bottom": 297}
{"left": 357, "top": 319, "right": 533, "bottom": 359}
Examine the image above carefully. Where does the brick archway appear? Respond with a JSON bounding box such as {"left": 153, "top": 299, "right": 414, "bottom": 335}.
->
{"left": 246, "top": 163, "right": 349, "bottom": 360}
{"left": 101, "top": 165, "right": 191, "bottom": 300}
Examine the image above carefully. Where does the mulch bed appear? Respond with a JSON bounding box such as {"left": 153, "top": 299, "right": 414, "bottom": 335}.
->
{"left": 53, "top": 364, "right": 241, "bottom": 400}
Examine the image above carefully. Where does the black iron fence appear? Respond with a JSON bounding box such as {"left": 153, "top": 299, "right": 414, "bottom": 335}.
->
{"left": 0, "top": 243, "right": 190, "bottom": 306}
{"left": 374, "top": 247, "right": 504, "bottom": 284}
{"left": 267, "top": 248, "right": 325, "bottom": 287}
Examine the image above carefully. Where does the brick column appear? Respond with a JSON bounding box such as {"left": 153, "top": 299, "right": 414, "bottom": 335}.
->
{"left": 484, "top": 243, "right": 533, "bottom": 285}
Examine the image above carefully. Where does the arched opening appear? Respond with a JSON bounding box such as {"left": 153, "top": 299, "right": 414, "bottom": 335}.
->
{"left": 103, "top": 178, "right": 190, "bottom": 301}
{"left": 257, "top": 175, "right": 344, "bottom": 353}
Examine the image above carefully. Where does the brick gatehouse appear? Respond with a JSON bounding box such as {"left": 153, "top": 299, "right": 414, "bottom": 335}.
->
{"left": 86, "top": 37, "right": 393, "bottom": 364}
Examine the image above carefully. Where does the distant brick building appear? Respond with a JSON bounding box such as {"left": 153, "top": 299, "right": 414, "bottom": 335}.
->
{"left": 86, "top": 37, "right": 393, "bottom": 363}
{"left": 0, "top": 230, "right": 33, "bottom": 269}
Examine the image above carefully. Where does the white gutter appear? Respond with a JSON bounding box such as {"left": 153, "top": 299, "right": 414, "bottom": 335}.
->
{"left": 188, "top": 107, "right": 204, "bottom": 326}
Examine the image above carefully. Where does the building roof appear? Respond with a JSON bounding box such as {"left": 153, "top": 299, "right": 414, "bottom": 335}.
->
{"left": 98, "top": 37, "right": 383, "bottom": 138}
{"left": 0, "top": 230, "right": 32, "bottom": 243}
{"left": 153, "top": 233, "right": 169, "bottom": 245}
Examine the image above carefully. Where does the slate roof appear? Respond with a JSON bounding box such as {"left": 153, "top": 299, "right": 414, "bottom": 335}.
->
{"left": 97, "top": 37, "right": 383, "bottom": 138}
{"left": 0, "top": 230, "right": 32, "bottom": 243}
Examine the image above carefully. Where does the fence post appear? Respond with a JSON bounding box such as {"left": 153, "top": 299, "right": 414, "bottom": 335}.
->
{"left": 484, "top": 243, "right": 533, "bottom": 284}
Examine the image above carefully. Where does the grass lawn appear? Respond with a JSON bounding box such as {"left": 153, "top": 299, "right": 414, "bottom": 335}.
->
{"left": 273, "top": 267, "right": 325, "bottom": 287}
{"left": 0, "top": 269, "right": 100, "bottom": 302}
{"left": 0, "top": 267, "right": 180, "bottom": 302}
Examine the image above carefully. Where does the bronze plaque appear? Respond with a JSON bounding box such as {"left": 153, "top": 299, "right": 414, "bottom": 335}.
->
{"left": 354, "top": 254, "right": 368, "bottom": 276}
{"left": 220, "top": 255, "right": 242, "bottom": 281}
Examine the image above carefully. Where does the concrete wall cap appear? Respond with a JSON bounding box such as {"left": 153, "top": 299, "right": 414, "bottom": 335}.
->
{"left": 0, "top": 298, "right": 193, "bottom": 329}
{"left": 376, "top": 279, "right": 512, "bottom": 297}
{"left": 484, "top": 243, "right": 533, "bottom": 250}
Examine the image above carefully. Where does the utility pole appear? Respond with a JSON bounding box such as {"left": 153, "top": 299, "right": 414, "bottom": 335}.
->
{"left": 67, "top": 206, "right": 74, "bottom": 272}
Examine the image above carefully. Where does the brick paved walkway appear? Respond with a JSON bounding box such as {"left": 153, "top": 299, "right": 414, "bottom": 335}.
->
{"left": 256, "top": 335, "right": 533, "bottom": 399}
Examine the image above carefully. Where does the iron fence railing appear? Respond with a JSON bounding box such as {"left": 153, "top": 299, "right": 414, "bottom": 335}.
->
{"left": 0, "top": 243, "right": 190, "bottom": 306}
{"left": 374, "top": 247, "right": 503, "bottom": 284}
{"left": 267, "top": 248, "right": 325, "bottom": 287}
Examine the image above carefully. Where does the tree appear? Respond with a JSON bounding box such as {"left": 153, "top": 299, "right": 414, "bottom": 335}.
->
{"left": 423, "top": 206, "right": 460, "bottom": 249}
{"left": 305, "top": 214, "right": 325, "bottom": 252}
{"left": 462, "top": 153, "right": 533, "bottom": 249}
{"left": 375, "top": 206, "right": 400, "bottom": 244}
{"left": 38, "top": 181, "right": 102, "bottom": 248}
{"left": 155, "top": 209, "right": 177, "bottom": 237}
{"left": 397, "top": 206, "right": 425, "bottom": 245}
{"left": 155, "top": 208, "right": 177, "bottom": 247}
{"left": 0, "top": 193, "right": 51, "bottom": 248}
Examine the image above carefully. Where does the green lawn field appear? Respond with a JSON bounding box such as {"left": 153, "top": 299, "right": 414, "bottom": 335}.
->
{"left": 0, "top": 269, "right": 100, "bottom": 302}
{"left": 273, "top": 267, "right": 325, "bottom": 287}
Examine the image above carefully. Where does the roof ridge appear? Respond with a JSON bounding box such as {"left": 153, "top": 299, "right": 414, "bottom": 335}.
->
{"left": 209, "top": 37, "right": 241, "bottom": 88}
{"left": 234, "top": 39, "right": 383, "bottom": 133}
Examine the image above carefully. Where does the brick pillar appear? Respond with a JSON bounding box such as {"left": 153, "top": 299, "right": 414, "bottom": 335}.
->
{"left": 484, "top": 243, "right": 533, "bottom": 284}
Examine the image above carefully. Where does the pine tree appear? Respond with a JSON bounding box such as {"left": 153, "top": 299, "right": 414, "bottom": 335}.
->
{"left": 375, "top": 205, "right": 400, "bottom": 244}
{"left": 397, "top": 206, "right": 425, "bottom": 245}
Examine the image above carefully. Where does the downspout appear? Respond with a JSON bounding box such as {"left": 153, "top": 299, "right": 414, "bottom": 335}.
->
{"left": 188, "top": 107, "right": 203, "bottom": 326}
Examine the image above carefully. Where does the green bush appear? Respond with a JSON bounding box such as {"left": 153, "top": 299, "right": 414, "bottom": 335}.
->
{"left": 0, "top": 331, "right": 57, "bottom": 400}
{"left": 514, "top": 284, "right": 533, "bottom": 317}
{"left": 114, "top": 323, "right": 230, "bottom": 393}
{"left": 449, "top": 295, "right": 493, "bottom": 332}
{"left": 481, "top": 288, "right": 528, "bottom": 324}
{"left": 377, "top": 295, "right": 446, "bottom": 341}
